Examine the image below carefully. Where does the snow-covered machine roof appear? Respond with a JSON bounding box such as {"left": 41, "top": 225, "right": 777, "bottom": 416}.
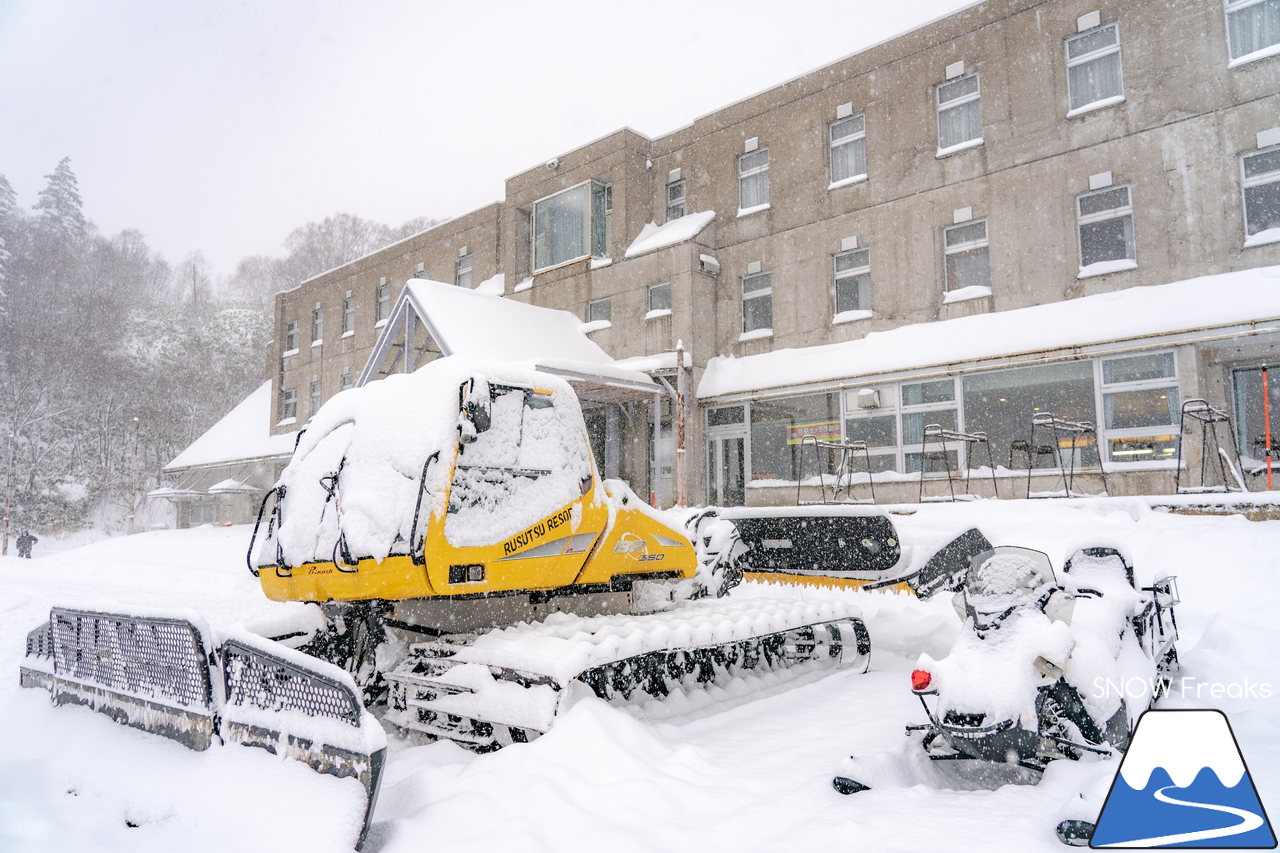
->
{"left": 699, "top": 264, "right": 1280, "bottom": 399}
{"left": 164, "top": 382, "right": 299, "bottom": 472}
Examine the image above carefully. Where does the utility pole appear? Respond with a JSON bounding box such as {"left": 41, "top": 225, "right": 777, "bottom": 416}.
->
{"left": 675, "top": 340, "right": 687, "bottom": 507}
{"left": 128, "top": 416, "right": 140, "bottom": 533}
{"left": 3, "top": 432, "right": 13, "bottom": 556}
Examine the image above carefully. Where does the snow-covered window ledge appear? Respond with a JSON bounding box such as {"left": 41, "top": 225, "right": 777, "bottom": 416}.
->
{"left": 1078, "top": 258, "right": 1138, "bottom": 279}
{"left": 1066, "top": 95, "right": 1126, "bottom": 118}
{"left": 276, "top": 417, "right": 297, "bottom": 427}
{"left": 1244, "top": 228, "right": 1280, "bottom": 248}
{"left": 311, "top": 339, "right": 323, "bottom": 348}
{"left": 580, "top": 320, "right": 612, "bottom": 334}
{"left": 373, "top": 319, "right": 388, "bottom": 329}
{"left": 513, "top": 276, "right": 535, "bottom": 293}
{"left": 936, "top": 137, "right": 984, "bottom": 158}
{"left": 281, "top": 348, "right": 300, "bottom": 358}
{"left": 738, "top": 327, "right": 773, "bottom": 342}
{"left": 1228, "top": 42, "right": 1280, "bottom": 68}
{"left": 943, "top": 285, "right": 992, "bottom": 304}
{"left": 341, "top": 330, "right": 355, "bottom": 339}
{"left": 832, "top": 309, "right": 873, "bottom": 325}
{"left": 645, "top": 308, "right": 673, "bottom": 321}
{"left": 737, "top": 203, "right": 771, "bottom": 218}
{"left": 828, "top": 174, "right": 868, "bottom": 191}
{"left": 590, "top": 257, "right": 613, "bottom": 269}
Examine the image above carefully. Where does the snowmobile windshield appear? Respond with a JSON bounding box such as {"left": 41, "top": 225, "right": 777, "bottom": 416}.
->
{"left": 964, "top": 547, "right": 1057, "bottom": 627}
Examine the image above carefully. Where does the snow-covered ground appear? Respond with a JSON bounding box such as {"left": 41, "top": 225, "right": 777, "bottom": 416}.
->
{"left": 1, "top": 500, "right": 1277, "bottom": 852}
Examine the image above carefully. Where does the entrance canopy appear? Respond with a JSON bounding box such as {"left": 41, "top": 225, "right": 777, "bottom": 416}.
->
{"left": 358, "top": 279, "right": 660, "bottom": 403}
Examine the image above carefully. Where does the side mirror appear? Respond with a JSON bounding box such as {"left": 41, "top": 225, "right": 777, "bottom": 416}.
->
{"left": 458, "top": 377, "right": 492, "bottom": 441}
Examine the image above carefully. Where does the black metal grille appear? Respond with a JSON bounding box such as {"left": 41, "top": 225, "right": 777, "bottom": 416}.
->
{"left": 49, "top": 608, "right": 213, "bottom": 709}
{"left": 222, "top": 639, "right": 361, "bottom": 727}
{"left": 26, "top": 622, "right": 52, "bottom": 658}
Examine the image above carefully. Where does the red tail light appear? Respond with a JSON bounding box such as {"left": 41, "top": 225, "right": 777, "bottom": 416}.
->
{"left": 911, "top": 669, "right": 932, "bottom": 692}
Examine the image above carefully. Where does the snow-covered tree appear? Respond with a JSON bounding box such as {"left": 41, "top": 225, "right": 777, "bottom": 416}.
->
{"left": 32, "top": 157, "right": 88, "bottom": 245}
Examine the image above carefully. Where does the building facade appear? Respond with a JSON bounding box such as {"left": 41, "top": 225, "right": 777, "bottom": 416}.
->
{"left": 271, "top": 0, "right": 1280, "bottom": 506}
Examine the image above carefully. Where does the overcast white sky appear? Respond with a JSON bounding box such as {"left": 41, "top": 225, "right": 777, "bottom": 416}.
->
{"left": 0, "top": 0, "right": 978, "bottom": 276}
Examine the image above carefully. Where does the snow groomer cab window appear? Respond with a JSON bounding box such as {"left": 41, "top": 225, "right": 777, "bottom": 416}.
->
{"left": 532, "top": 181, "right": 610, "bottom": 272}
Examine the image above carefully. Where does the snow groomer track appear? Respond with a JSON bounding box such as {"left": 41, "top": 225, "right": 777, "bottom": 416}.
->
{"left": 384, "top": 597, "right": 871, "bottom": 748}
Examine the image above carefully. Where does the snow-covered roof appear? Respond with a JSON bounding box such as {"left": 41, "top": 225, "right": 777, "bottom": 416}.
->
{"left": 164, "top": 382, "right": 299, "bottom": 472}
{"left": 699, "top": 265, "right": 1280, "bottom": 399}
{"left": 624, "top": 211, "right": 716, "bottom": 258}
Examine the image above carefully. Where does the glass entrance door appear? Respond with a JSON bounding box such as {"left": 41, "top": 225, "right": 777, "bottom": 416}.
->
{"left": 707, "top": 434, "right": 746, "bottom": 506}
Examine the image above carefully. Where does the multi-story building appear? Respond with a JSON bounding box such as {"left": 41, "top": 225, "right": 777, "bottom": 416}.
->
{"left": 266, "top": 0, "right": 1280, "bottom": 510}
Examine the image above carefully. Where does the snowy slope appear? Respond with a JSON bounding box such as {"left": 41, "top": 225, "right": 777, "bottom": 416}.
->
{"left": 1, "top": 501, "right": 1278, "bottom": 852}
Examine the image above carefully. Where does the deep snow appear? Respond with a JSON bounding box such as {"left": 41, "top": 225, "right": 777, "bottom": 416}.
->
{"left": 1, "top": 498, "right": 1278, "bottom": 852}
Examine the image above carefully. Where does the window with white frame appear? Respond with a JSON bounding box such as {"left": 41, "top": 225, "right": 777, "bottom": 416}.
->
{"left": 648, "top": 281, "right": 671, "bottom": 314}
{"left": 311, "top": 304, "right": 323, "bottom": 344}
{"left": 901, "top": 379, "right": 960, "bottom": 473}
{"left": 739, "top": 148, "right": 770, "bottom": 210}
{"left": 587, "top": 297, "right": 611, "bottom": 324}
{"left": 376, "top": 279, "right": 390, "bottom": 322}
{"left": 943, "top": 219, "right": 991, "bottom": 292}
{"left": 1066, "top": 22, "right": 1123, "bottom": 113}
{"left": 342, "top": 292, "right": 355, "bottom": 335}
{"left": 1242, "top": 145, "right": 1280, "bottom": 240}
{"left": 283, "top": 319, "right": 299, "bottom": 353}
{"left": 936, "top": 73, "right": 982, "bottom": 152}
{"left": 1225, "top": 0, "right": 1280, "bottom": 64}
{"left": 309, "top": 378, "right": 321, "bottom": 418}
{"left": 456, "top": 253, "right": 473, "bottom": 288}
{"left": 741, "top": 271, "right": 772, "bottom": 333}
{"left": 834, "top": 248, "right": 871, "bottom": 314}
{"left": 963, "top": 361, "right": 1100, "bottom": 469}
{"left": 532, "top": 182, "right": 609, "bottom": 272}
{"left": 1100, "top": 351, "right": 1180, "bottom": 463}
{"left": 844, "top": 385, "right": 901, "bottom": 473}
{"left": 1077, "top": 184, "right": 1136, "bottom": 271}
{"left": 280, "top": 387, "right": 297, "bottom": 421}
{"left": 830, "top": 114, "right": 867, "bottom": 184}
{"left": 666, "top": 179, "right": 686, "bottom": 221}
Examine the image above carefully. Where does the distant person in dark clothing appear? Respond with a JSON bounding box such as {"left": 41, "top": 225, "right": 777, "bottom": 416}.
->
{"left": 16, "top": 530, "right": 36, "bottom": 558}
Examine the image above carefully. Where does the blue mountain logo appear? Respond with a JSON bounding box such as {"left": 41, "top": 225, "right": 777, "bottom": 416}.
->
{"left": 1092, "top": 709, "right": 1276, "bottom": 848}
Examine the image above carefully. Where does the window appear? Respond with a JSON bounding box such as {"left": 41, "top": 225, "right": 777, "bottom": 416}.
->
{"left": 341, "top": 369, "right": 353, "bottom": 392}
{"left": 532, "top": 181, "right": 609, "bottom": 272}
{"left": 738, "top": 147, "right": 770, "bottom": 210}
{"left": 309, "top": 378, "right": 321, "bottom": 418}
{"left": 844, "top": 385, "right": 901, "bottom": 474}
{"left": 342, "top": 292, "right": 355, "bottom": 335}
{"left": 936, "top": 73, "right": 982, "bottom": 152}
{"left": 280, "top": 387, "right": 297, "bottom": 421}
{"left": 376, "top": 278, "right": 390, "bottom": 322}
{"left": 1233, "top": 366, "right": 1280, "bottom": 463}
{"left": 283, "top": 319, "right": 299, "bottom": 353}
{"left": 587, "top": 297, "right": 611, "bottom": 324}
{"left": 456, "top": 253, "right": 473, "bottom": 288}
{"left": 834, "top": 248, "right": 871, "bottom": 315}
{"left": 666, "top": 179, "right": 686, "bottom": 221}
{"left": 1066, "top": 22, "right": 1123, "bottom": 113}
{"left": 902, "top": 379, "right": 959, "bottom": 473}
{"left": 943, "top": 220, "right": 991, "bottom": 292}
{"left": 1242, "top": 145, "right": 1280, "bottom": 241}
{"left": 312, "top": 304, "right": 323, "bottom": 345}
{"left": 189, "top": 501, "right": 219, "bottom": 526}
{"left": 829, "top": 114, "right": 867, "bottom": 184}
{"left": 1225, "top": 0, "right": 1280, "bottom": 64}
{"left": 750, "top": 394, "right": 841, "bottom": 483}
{"left": 1077, "top": 184, "right": 1136, "bottom": 272}
{"left": 963, "top": 362, "right": 1100, "bottom": 469}
{"left": 1100, "top": 352, "right": 1180, "bottom": 463}
{"left": 648, "top": 281, "right": 672, "bottom": 314}
{"left": 741, "top": 271, "right": 772, "bottom": 334}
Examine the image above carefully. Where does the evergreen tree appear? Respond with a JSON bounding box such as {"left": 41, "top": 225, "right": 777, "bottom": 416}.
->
{"left": 0, "top": 173, "right": 14, "bottom": 313}
{"left": 32, "top": 157, "right": 88, "bottom": 244}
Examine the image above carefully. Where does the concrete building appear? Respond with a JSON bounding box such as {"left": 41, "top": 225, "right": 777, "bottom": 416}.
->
{"left": 269, "top": 0, "right": 1280, "bottom": 507}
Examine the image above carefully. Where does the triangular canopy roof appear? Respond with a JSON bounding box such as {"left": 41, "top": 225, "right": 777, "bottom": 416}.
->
{"left": 358, "top": 279, "right": 661, "bottom": 403}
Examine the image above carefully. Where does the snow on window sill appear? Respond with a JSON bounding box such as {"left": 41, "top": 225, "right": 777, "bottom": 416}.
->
{"left": 590, "top": 257, "right": 613, "bottom": 269}
{"left": 281, "top": 348, "right": 299, "bottom": 358}
{"left": 738, "top": 328, "right": 773, "bottom": 342}
{"left": 943, "top": 285, "right": 993, "bottom": 304}
{"left": 828, "top": 174, "right": 868, "bottom": 191}
{"left": 1066, "top": 95, "right": 1126, "bottom": 118}
{"left": 311, "top": 339, "right": 323, "bottom": 348}
{"left": 936, "top": 137, "right": 984, "bottom": 158}
{"left": 374, "top": 319, "right": 388, "bottom": 329}
{"left": 1244, "top": 228, "right": 1280, "bottom": 248}
{"left": 580, "top": 320, "right": 612, "bottom": 334}
{"left": 1078, "top": 258, "right": 1138, "bottom": 279}
{"left": 645, "top": 308, "right": 673, "bottom": 321}
{"left": 276, "top": 417, "right": 297, "bottom": 427}
{"left": 1228, "top": 42, "right": 1280, "bottom": 68}
{"left": 514, "top": 276, "right": 534, "bottom": 293}
{"left": 737, "top": 203, "right": 771, "bottom": 218}
{"left": 341, "top": 330, "right": 355, "bottom": 338}
{"left": 832, "top": 309, "right": 873, "bottom": 325}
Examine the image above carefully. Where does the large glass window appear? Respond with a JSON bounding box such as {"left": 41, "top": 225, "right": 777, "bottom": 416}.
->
{"left": 750, "top": 394, "right": 841, "bottom": 483}
{"left": 739, "top": 147, "right": 770, "bottom": 210}
{"left": 1066, "top": 22, "right": 1123, "bottom": 113}
{"left": 944, "top": 219, "right": 991, "bottom": 292}
{"left": 1242, "top": 146, "right": 1280, "bottom": 241}
{"left": 1100, "top": 352, "right": 1180, "bottom": 463}
{"left": 1077, "top": 184, "right": 1136, "bottom": 271}
{"left": 844, "top": 385, "right": 900, "bottom": 474}
{"left": 741, "top": 271, "right": 773, "bottom": 334}
{"left": 834, "top": 248, "right": 871, "bottom": 315}
{"left": 1225, "top": 0, "right": 1280, "bottom": 64}
{"left": 963, "top": 362, "right": 1099, "bottom": 469}
{"left": 902, "top": 379, "right": 959, "bottom": 472}
{"left": 1233, "top": 366, "right": 1280, "bottom": 465}
{"left": 936, "top": 73, "right": 982, "bottom": 152}
{"left": 830, "top": 114, "right": 867, "bottom": 184}
{"left": 533, "top": 182, "right": 609, "bottom": 271}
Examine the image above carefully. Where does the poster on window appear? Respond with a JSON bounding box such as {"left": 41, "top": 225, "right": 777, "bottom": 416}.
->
{"left": 786, "top": 421, "right": 841, "bottom": 445}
